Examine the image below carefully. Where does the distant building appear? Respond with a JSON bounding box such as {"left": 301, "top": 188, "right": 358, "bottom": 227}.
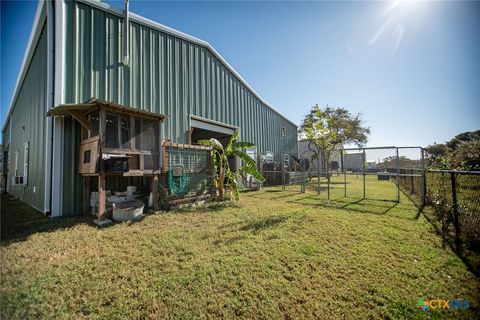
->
{"left": 298, "top": 141, "right": 342, "bottom": 175}
{"left": 343, "top": 153, "right": 364, "bottom": 172}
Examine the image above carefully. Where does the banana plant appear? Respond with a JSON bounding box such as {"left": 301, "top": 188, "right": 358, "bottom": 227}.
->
{"left": 199, "top": 131, "right": 265, "bottom": 201}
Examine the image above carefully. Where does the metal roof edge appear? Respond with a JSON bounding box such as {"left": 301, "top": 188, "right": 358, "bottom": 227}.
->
{"left": 2, "top": 0, "right": 46, "bottom": 133}
{"left": 77, "top": 0, "right": 298, "bottom": 128}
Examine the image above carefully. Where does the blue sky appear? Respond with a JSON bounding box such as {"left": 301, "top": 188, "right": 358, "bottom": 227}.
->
{"left": 1, "top": 0, "right": 479, "bottom": 147}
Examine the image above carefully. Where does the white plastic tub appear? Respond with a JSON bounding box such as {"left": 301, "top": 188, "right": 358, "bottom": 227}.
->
{"left": 112, "top": 200, "right": 145, "bottom": 222}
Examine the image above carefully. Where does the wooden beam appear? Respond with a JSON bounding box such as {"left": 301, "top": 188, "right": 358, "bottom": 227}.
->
{"left": 83, "top": 176, "right": 90, "bottom": 215}
{"left": 130, "top": 115, "right": 136, "bottom": 150}
{"left": 98, "top": 173, "right": 106, "bottom": 220}
{"left": 123, "top": 170, "right": 143, "bottom": 177}
{"left": 99, "top": 109, "right": 106, "bottom": 148}
{"left": 152, "top": 175, "right": 159, "bottom": 210}
{"left": 68, "top": 110, "right": 90, "bottom": 130}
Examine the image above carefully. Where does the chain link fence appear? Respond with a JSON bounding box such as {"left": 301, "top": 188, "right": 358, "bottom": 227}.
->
{"left": 276, "top": 143, "right": 480, "bottom": 274}
{"left": 297, "top": 145, "right": 425, "bottom": 203}
{"left": 161, "top": 143, "right": 480, "bottom": 272}
{"left": 424, "top": 170, "right": 480, "bottom": 273}
{"left": 241, "top": 151, "right": 308, "bottom": 192}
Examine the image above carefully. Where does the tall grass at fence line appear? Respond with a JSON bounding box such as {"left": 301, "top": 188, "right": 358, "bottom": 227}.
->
{"left": 422, "top": 171, "right": 480, "bottom": 275}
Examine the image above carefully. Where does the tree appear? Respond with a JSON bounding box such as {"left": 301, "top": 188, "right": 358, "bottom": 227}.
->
{"left": 299, "top": 105, "right": 370, "bottom": 179}
{"left": 425, "top": 130, "right": 480, "bottom": 170}
{"left": 199, "top": 131, "right": 265, "bottom": 201}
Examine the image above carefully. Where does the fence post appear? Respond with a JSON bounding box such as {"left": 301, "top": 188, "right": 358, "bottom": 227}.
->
{"left": 396, "top": 148, "right": 400, "bottom": 203}
{"left": 342, "top": 150, "right": 346, "bottom": 198}
{"left": 327, "top": 152, "right": 330, "bottom": 201}
{"left": 410, "top": 169, "right": 414, "bottom": 194}
{"left": 421, "top": 148, "right": 426, "bottom": 206}
{"left": 362, "top": 149, "right": 366, "bottom": 200}
{"left": 451, "top": 171, "right": 461, "bottom": 254}
{"left": 302, "top": 157, "right": 306, "bottom": 193}
{"left": 317, "top": 154, "right": 320, "bottom": 195}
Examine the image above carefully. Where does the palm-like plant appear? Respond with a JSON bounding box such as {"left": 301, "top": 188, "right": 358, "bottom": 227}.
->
{"left": 199, "top": 131, "right": 265, "bottom": 201}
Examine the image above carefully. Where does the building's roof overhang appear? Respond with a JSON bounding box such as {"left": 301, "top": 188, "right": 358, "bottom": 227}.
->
{"left": 47, "top": 98, "right": 166, "bottom": 122}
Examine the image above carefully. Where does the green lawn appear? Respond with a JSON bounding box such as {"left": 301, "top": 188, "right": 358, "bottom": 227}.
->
{"left": 1, "top": 176, "right": 479, "bottom": 319}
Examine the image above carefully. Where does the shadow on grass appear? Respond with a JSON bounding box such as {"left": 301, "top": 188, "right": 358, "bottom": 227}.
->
{"left": 240, "top": 215, "right": 289, "bottom": 234}
{"left": 239, "top": 209, "right": 306, "bottom": 234}
{"left": 286, "top": 195, "right": 420, "bottom": 218}
{"left": 1, "top": 194, "right": 89, "bottom": 245}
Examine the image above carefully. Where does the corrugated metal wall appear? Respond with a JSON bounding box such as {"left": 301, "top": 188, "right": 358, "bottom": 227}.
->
{"left": 61, "top": 1, "right": 298, "bottom": 214}
{"left": 2, "top": 24, "right": 47, "bottom": 211}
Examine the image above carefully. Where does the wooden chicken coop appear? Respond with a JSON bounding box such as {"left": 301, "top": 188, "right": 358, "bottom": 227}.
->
{"left": 47, "top": 98, "right": 165, "bottom": 225}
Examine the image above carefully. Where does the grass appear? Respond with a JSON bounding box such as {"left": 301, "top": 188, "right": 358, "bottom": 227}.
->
{"left": 1, "top": 175, "right": 479, "bottom": 319}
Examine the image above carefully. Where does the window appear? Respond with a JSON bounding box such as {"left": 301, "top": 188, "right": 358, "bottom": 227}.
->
{"left": 84, "top": 150, "right": 91, "bottom": 163}
{"left": 283, "top": 154, "right": 290, "bottom": 168}
{"left": 14, "top": 150, "right": 19, "bottom": 176}
{"left": 281, "top": 127, "right": 286, "bottom": 139}
{"left": 266, "top": 151, "right": 274, "bottom": 163}
{"left": 105, "top": 113, "right": 119, "bottom": 148}
{"left": 246, "top": 148, "right": 256, "bottom": 161}
{"left": 23, "top": 142, "right": 29, "bottom": 186}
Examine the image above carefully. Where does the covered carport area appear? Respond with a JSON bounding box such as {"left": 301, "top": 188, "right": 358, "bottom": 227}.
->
{"left": 188, "top": 115, "right": 239, "bottom": 171}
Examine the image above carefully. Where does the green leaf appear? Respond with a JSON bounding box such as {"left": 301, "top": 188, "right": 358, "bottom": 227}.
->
{"left": 198, "top": 138, "right": 223, "bottom": 150}
{"left": 225, "top": 131, "right": 240, "bottom": 153}
{"left": 232, "top": 150, "right": 256, "bottom": 167}
{"left": 232, "top": 141, "right": 255, "bottom": 149}
{"left": 240, "top": 164, "right": 265, "bottom": 182}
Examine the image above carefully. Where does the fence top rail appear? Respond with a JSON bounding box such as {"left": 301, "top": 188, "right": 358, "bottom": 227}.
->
{"left": 342, "top": 146, "right": 423, "bottom": 151}
{"left": 427, "top": 169, "right": 480, "bottom": 175}
{"left": 164, "top": 141, "right": 212, "bottom": 151}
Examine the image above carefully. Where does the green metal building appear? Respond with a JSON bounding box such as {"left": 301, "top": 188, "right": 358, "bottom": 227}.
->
{"left": 2, "top": 0, "right": 298, "bottom": 217}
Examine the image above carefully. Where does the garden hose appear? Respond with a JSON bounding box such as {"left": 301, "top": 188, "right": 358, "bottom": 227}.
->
{"left": 168, "top": 169, "right": 187, "bottom": 195}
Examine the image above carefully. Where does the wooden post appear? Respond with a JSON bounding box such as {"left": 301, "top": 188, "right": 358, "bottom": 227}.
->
{"left": 187, "top": 128, "right": 193, "bottom": 145}
{"left": 152, "top": 175, "right": 159, "bottom": 210}
{"left": 98, "top": 173, "right": 106, "bottom": 221}
{"left": 162, "top": 141, "right": 169, "bottom": 199}
{"left": 83, "top": 176, "right": 90, "bottom": 215}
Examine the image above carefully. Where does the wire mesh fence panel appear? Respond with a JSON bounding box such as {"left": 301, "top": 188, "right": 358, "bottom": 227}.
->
{"left": 282, "top": 153, "right": 308, "bottom": 192}
{"left": 397, "top": 147, "right": 425, "bottom": 207}
{"left": 166, "top": 145, "right": 213, "bottom": 199}
{"left": 456, "top": 172, "right": 480, "bottom": 254}
{"left": 241, "top": 151, "right": 307, "bottom": 193}
{"left": 425, "top": 170, "right": 480, "bottom": 274}
{"left": 296, "top": 145, "right": 427, "bottom": 203}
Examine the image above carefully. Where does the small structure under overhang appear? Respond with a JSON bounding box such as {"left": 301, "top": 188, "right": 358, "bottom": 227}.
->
{"left": 47, "top": 98, "right": 166, "bottom": 225}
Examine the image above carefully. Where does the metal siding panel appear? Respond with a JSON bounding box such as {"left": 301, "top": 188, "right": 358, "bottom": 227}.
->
{"left": 142, "top": 25, "right": 150, "bottom": 111}
{"left": 106, "top": 14, "right": 118, "bottom": 102}
{"left": 77, "top": 3, "right": 92, "bottom": 102}
{"left": 64, "top": 0, "right": 75, "bottom": 103}
{"left": 92, "top": 8, "right": 105, "bottom": 100}
{"left": 6, "top": 24, "right": 47, "bottom": 211}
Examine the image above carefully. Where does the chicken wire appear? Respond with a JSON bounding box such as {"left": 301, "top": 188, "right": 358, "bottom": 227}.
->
{"left": 165, "top": 145, "right": 213, "bottom": 197}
